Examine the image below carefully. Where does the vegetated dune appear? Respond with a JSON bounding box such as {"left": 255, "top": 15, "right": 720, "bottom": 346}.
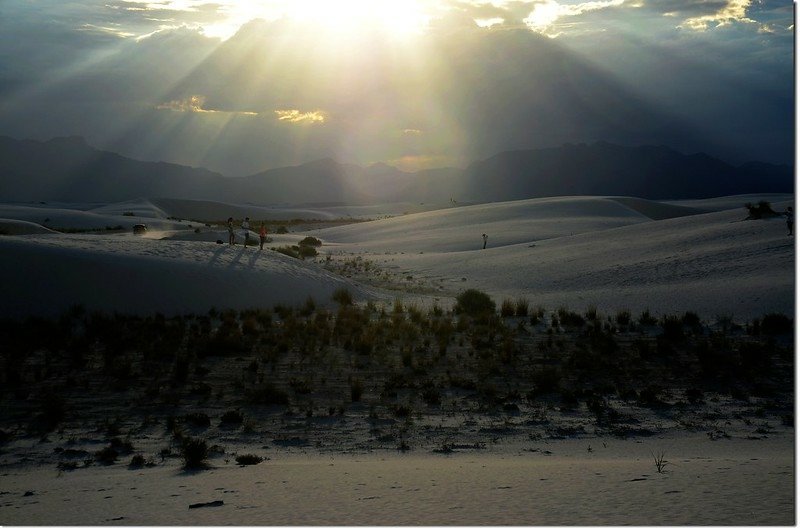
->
{"left": 0, "top": 234, "right": 376, "bottom": 318}
{"left": 0, "top": 193, "right": 792, "bottom": 319}
{"left": 665, "top": 193, "right": 793, "bottom": 212}
{"left": 317, "top": 194, "right": 794, "bottom": 319}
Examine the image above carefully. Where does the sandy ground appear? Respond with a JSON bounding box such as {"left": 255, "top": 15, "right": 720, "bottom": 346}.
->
{"left": 0, "top": 194, "right": 794, "bottom": 525}
{"left": 0, "top": 434, "right": 792, "bottom": 525}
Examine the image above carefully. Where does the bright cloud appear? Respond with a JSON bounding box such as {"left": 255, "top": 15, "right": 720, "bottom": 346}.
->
{"left": 157, "top": 95, "right": 258, "bottom": 115}
{"left": 678, "top": 0, "right": 754, "bottom": 30}
{"left": 274, "top": 109, "right": 327, "bottom": 124}
{"left": 524, "top": 0, "right": 626, "bottom": 35}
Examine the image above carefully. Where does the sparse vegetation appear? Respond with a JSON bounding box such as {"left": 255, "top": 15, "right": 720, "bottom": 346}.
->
{"left": 0, "top": 302, "right": 792, "bottom": 461}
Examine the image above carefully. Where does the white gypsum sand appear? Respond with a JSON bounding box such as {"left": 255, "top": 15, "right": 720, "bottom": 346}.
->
{"left": 0, "top": 193, "right": 793, "bottom": 525}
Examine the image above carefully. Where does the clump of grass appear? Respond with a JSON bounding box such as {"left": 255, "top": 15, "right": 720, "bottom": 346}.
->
{"left": 95, "top": 445, "right": 119, "bottom": 465}
{"left": 235, "top": 454, "right": 264, "bottom": 466}
{"left": 454, "top": 289, "right": 495, "bottom": 317}
{"left": 219, "top": 410, "right": 244, "bottom": 426}
{"left": 298, "top": 236, "right": 322, "bottom": 247}
{"left": 350, "top": 378, "right": 364, "bottom": 402}
{"left": 129, "top": 454, "right": 146, "bottom": 468}
{"left": 500, "top": 299, "right": 515, "bottom": 317}
{"left": 184, "top": 412, "right": 211, "bottom": 428}
{"left": 652, "top": 450, "right": 669, "bottom": 473}
{"left": 332, "top": 287, "right": 353, "bottom": 307}
{"left": 515, "top": 298, "right": 529, "bottom": 317}
{"left": 181, "top": 437, "right": 209, "bottom": 469}
{"left": 247, "top": 383, "right": 290, "bottom": 406}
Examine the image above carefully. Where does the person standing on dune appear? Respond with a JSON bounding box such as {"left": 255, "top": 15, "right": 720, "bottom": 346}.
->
{"left": 482, "top": 233, "right": 488, "bottom": 250}
{"left": 242, "top": 217, "right": 251, "bottom": 247}
{"left": 785, "top": 206, "right": 793, "bottom": 236}
{"left": 227, "top": 217, "right": 235, "bottom": 245}
{"left": 259, "top": 222, "right": 268, "bottom": 250}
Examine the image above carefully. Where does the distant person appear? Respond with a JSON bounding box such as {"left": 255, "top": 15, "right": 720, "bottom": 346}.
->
{"left": 227, "top": 217, "right": 235, "bottom": 245}
{"left": 785, "top": 206, "right": 794, "bottom": 236}
{"left": 242, "top": 217, "right": 251, "bottom": 247}
{"left": 482, "top": 233, "right": 488, "bottom": 250}
{"left": 259, "top": 222, "right": 268, "bottom": 250}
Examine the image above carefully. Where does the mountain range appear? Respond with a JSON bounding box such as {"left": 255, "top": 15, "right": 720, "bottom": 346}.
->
{"left": 0, "top": 135, "right": 792, "bottom": 205}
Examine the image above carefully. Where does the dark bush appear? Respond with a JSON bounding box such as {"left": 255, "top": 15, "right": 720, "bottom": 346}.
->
{"left": 332, "top": 288, "right": 353, "bottom": 306}
{"left": 298, "top": 245, "right": 318, "bottom": 259}
{"left": 761, "top": 313, "right": 792, "bottom": 335}
{"left": 181, "top": 437, "right": 209, "bottom": 468}
{"left": 220, "top": 410, "right": 244, "bottom": 425}
{"left": 235, "top": 454, "right": 264, "bottom": 466}
{"left": 129, "top": 454, "right": 146, "bottom": 468}
{"left": 184, "top": 412, "right": 211, "bottom": 428}
{"left": 298, "top": 236, "right": 322, "bottom": 247}
{"left": 350, "top": 378, "right": 364, "bottom": 402}
{"left": 454, "top": 289, "right": 495, "bottom": 317}
{"left": 500, "top": 299, "right": 515, "bottom": 317}
{"left": 95, "top": 445, "right": 119, "bottom": 465}
{"left": 248, "top": 383, "right": 290, "bottom": 406}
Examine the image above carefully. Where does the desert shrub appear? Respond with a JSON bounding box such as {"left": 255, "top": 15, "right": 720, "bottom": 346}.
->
{"left": 515, "top": 298, "right": 529, "bottom": 317}
{"left": 682, "top": 311, "right": 702, "bottom": 331}
{"left": 332, "top": 287, "right": 353, "bottom": 306}
{"left": 298, "top": 236, "right": 322, "bottom": 247}
{"left": 95, "top": 445, "right": 119, "bottom": 465}
{"left": 500, "top": 299, "right": 515, "bottom": 317}
{"left": 276, "top": 225, "right": 288, "bottom": 234}
{"left": 454, "top": 289, "right": 495, "bottom": 317}
{"left": 638, "top": 309, "right": 658, "bottom": 326}
{"left": 235, "top": 454, "right": 264, "bottom": 466}
{"left": 35, "top": 392, "right": 67, "bottom": 433}
{"left": 220, "top": 410, "right": 244, "bottom": 425}
{"left": 350, "top": 378, "right": 364, "bottom": 402}
{"left": 744, "top": 201, "right": 777, "bottom": 219}
{"left": 684, "top": 388, "right": 704, "bottom": 404}
{"left": 274, "top": 245, "right": 300, "bottom": 258}
{"left": 129, "top": 454, "right": 146, "bottom": 468}
{"left": 557, "top": 308, "right": 585, "bottom": 327}
{"left": 761, "top": 313, "right": 792, "bottom": 335}
{"left": 184, "top": 412, "right": 211, "bottom": 428}
{"left": 637, "top": 386, "right": 666, "bottom": 408}
{"left": 420, "top": 382, "right": 441, "bottom": 406}
{"left": 660, "top": 315, "right": 684, "bottom": 340}
{"left": 289, "top": 377, "right": 313, "bottom": 394}
{"left": 615, "top": 309, "right": 631, "bottom": 326}
{"left": 530, "top": 367, "right": 561, "bottom": 396}
{"left": 248, "top": 383, "right": 290, "bottom": 406}
{"left": 181, "top": 437, "right": 209, "bottom": 469}
{"left": 391, "top": 404, "right": 412, "bottom": 418}
{"left": 298, "top": 245, "right": 318, "bottom": 259}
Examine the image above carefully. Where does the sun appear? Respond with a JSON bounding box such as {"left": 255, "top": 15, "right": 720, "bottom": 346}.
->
{"left": 288, "top": 0, "right": 430, "bottom": 38}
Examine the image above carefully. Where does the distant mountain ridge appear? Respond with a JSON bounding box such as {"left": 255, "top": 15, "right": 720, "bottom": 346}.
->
{"left": 0, "top": 135, "right": 792, "bottom": 204}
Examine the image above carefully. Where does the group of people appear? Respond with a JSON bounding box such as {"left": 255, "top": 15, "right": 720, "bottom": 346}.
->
{"left": 227, "top": 216, "right": 269, "bottom": 250}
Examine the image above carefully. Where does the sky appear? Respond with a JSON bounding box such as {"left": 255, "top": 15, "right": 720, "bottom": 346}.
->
{"left": 0, "top": 0, "right": 793, "bottom": 176}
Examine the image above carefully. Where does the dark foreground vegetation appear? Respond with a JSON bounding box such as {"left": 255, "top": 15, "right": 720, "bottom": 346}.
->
{"left": 0, "top": 289, "right": 792, "bottom": 469}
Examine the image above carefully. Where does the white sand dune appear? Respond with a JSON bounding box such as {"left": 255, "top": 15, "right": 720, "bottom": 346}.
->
{"left": 0, "top": 202, "right": 188, "bottom": 232}
{"left": 151, "top": 197, "right": 443, "bottom": 223}
{"left": 0, "top": 233, "right": 377, "bottom": 317}
{"left": 0, "top": 193, "right": 793, "bottom": 320}
{"left": 0, "top": 218, "right": 59, "bottom": 235}
{"left": 0, "top": 194, "right": 793, "bottom": 526}
{"left": 316, "top": 195, "right": 794, "bottom": 319}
